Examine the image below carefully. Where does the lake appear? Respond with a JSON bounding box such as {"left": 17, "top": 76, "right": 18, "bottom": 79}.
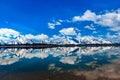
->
{"left": 0, "top": 47, "right": 120, "bottom": 80}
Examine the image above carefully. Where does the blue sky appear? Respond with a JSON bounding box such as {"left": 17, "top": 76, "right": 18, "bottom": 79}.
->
{"left": 0, "top": 0, "right": 120, "bottom": 39}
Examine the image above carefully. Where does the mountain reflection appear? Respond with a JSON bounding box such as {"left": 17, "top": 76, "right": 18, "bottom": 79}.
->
{"left": 0, "top": 47, "right": 112, "bottom": 65}
{"left": 0, "top": 47, "right": 120, "bottom": 80}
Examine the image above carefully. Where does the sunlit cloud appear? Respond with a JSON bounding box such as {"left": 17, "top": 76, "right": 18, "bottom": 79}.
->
{"left": 59, "top": 27, "right": 77, "bottom": 35}
{"left": 72, "top": 9, "right": 120, "bottom": 31}
{"left": 48, "top": 20, "right": 62, "bottom": 29}
{"left": 47, "top": 9, "right": 120, "bottom": 43}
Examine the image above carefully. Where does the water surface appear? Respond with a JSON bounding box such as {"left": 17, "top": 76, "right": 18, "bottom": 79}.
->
{"left": 0, "top": 47, "right": 120, "bottom": 80}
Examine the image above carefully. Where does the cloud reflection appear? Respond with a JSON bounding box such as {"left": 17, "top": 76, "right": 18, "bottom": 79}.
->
{"left": 0, "top": 47, "right": 120, "bottom": 80}
{"left": 0, "top": 47, "right": 119, "bottom": 66}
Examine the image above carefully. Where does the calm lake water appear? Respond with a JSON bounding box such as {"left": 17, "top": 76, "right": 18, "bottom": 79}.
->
{"left": 0, "top": 47, "right": 120, "bottom": 80}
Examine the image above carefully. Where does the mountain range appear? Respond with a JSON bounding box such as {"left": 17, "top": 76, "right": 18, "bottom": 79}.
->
{"left": 0, "top": 47, "right": 113, "bottom": 65}
{"left": 0, "top": 28, "right": 111, "bottom": 45}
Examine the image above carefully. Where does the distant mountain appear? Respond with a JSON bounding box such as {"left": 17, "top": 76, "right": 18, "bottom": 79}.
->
{"left": 0, "top": 28, "right": 111, "bottom": 45}
{"left": 49, "top": 35, "right": 111, "bottom": 44}
{"left": 75, "top": 36, "right": 111, "bottom": 44}
{"left": 0, "top": 34, "right": 111, "bottom": 45}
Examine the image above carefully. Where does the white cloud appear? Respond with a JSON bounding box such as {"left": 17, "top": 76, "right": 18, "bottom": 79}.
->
{"left": 48, "top": 23, "right": 56, "bottom": 29}
{"left": 73, "top": 10, "right": 98, "bottom": 22}
{"left": 73, "top": 9, "right": 120, "bottom": 32}
{"left": 0, "top": 28, "right": 49, "bottom": 44}
{"left": 0, "top": 28, "right": 21, "bottom": 44}
{"left": 96, "top": 10, "right": 120, "bottom": 31}
{"left": 0, "top": 28, "right": 20, "bottom": 38}
{"left": 72, "top": 16, "right": 81, "bottom": 22}
{"left": 106, "top": 33, "right": 117, "bottom": 38}
{"left": 59, "top": 27, "right": 77, "bottom": 35}
{"left": 109, "top": 27, "right": 120, "bottom": 31}
{"left": 25, "top": 34, "right": 48, "bottom": 40}
{"left": 46, "top": 8, "right": 120, "bottom": 35}
{"left": 48, "top": 21, "right": 61, "bottom": 29}
{"left": 58, "top": 19, "right": 63, "bottom": 22}
{"left": 106, "top": 32, "right": 120, "bottom": 43}
{"left": 92, "top": 31, "right": 97, "bottom": 34}
{"left": 81, "top": 10, "right": 98, "bottom": 21}
{"left": 84, "top": 25, "right": 96, "bottom": 30}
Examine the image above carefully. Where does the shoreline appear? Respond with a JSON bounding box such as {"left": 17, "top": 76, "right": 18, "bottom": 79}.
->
{"left": 0, "top": 43, "right": 120, "bottom": 48}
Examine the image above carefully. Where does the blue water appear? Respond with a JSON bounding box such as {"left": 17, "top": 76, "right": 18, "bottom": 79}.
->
{"left": 0, "top": 47, "right": 120, "bottom": 80}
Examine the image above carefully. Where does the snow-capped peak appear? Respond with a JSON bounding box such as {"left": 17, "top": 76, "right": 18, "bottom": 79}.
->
{"left": 0, "top": 28, "right": 111, "bottom": 44}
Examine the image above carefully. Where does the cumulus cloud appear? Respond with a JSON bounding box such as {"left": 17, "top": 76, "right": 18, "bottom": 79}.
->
{"left": 0, "top": 28, "right": 20, "bottom": 38}
{"left": 72, "top": 16, "right": 81, "bottom": 22}
{"left": 0, "top": 28, "right": 48, "bottom": 44}
{"left": 106, "top": 32, "right": 120, "bottom": 43}
{"left": 25, "top": 34, "right": 48, "bottom": 40}
{"left": 96, "top": 10, "right": 120, "bottom": 31}
{"left": 73, "top": 9, "right": 120, "bottom": 32}
{"left": 73, "top": 10, "right": 98, "bottom": 22}
{"left": 59, "top": 27, "right": 77, "bottom": 35}
{"left": 48, "top": 21, "right": 61, "bottom": 29}
{"left": 0, "top": 28, "right": 21, "bottom": 44}
{"left": 84, "top": 24, "right": 96, "bottom": 30}
{"left": 47, "top": 8, "right": 120, "bottom": 35}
